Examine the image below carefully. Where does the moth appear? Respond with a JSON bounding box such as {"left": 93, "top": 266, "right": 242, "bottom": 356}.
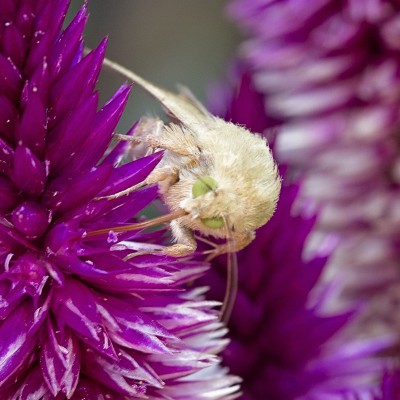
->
{"left": 87, "top": 55, "right": 281, "bottom": 322}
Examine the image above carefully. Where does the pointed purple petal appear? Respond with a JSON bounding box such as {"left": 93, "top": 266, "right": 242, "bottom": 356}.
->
{"left": 0, "top": 54, "right": 22, "bottom": 101}
{"left": 1, "top": 21, "right": 26, "bottom": 69}
{"left": 40, "top": 318, "right": 80, "bottom": 397}
{"left": 90, "top": 185, "right": 158, "bottom": 224}
{"left": 48, "top": 40, "right": 106, "bottom": 127}
{"left": 97, "top": 295, "right": 178, "bottom": 354}
{"left": 0, "top": 136, "right": 14, "bottom": 174}
{"left": 0, "top": 0, "right": 16, "bottom": 21}
{"left": 50, "top": 4, "right": 88, "bottom": 82}
{"left": 99, "top": 151, "right": 163, "bottom": 197}
{"left": 26, "top": 57, "right": 51, "bottom": 105}
{"left": 15, "top": 91, "right": 47, "bottom": 158}
{"left": 0, "top": 223, "right": 24, "bottom": 254}
{"left": 148, "top": 350, "right": 216, "bottom": 380}
{"left": 0, "top": 176, "right": 17, "bottom": 212}
{"left": 24, "top": 0, "right": 70, "bottom": 75}
{"left": 0, "top": 96, "right": 18, "bottom": 141}
{"left": 71, "top": 377, "right": 117, "bottom": 399}
{"left": 79, "top": 333, "right": 118, "bottom": 361}
{"left": 46, "top": 93, "right": 98, "bottom": 174}
{"left": 44, "top": 163, "right": 112, "bottom": 214}
{"left": 12, "top": 145, "right": 47, "bottom": 195}
{"left": 116, "top": 347, "right": 164, "bottom": 388}
{"left": 13, "top": 366, "right": 50, "bottom": 399}
{"left": 67, "top": 85, "right": 132, "bottom": 173}
{"left": 55, "top": 254, "right": 175, "bottom": 292}
{"left": 0, "top": 302, "right": 37, "bottom": 387}
{"left": 53, "top": 277, "right": 103, "bottom": 341}
{"left": 81, "top": 348, "right": 148, "bottom": 397}
{"left": 15, "top": 0, "right": 35, "bottom": 40}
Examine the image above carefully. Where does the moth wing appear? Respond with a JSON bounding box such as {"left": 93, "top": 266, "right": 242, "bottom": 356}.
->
{"left": 143, "top": 83, "right": 211, "bottom": 127}
{"left": 176, "top": 84, "right": 210, "bottom": 117}
{"left": 101, "top": 55, "right": 213, "bottom": 127}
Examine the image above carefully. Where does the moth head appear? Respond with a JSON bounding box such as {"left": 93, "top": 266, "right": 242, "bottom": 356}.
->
{"left": 188, "top": 165, "right": 280, "bottom": 235}
{"left": 191, "top": 175, "right": 225, "bottom": 229}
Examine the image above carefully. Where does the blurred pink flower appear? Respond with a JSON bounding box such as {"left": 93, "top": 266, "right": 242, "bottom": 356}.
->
{"left": 207, "top": 69, "right": 391, "bottom": 400}
{"left": 227, "top": 0, "right": 400, "bottom": 325}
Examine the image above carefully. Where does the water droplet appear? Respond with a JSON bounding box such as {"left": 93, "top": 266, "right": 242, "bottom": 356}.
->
{"left": 107, "top": 231, "right": 118, "bottom": 244}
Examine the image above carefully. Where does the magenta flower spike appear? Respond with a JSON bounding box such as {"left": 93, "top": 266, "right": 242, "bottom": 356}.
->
{"left": 347, "top": 370, "right": 400, "bottom": 399}
{"left": 207, "top": 69, "right": 392, "bottom": 399}
{"left": 0, "top": 1, "right": 240, "bottom": 398}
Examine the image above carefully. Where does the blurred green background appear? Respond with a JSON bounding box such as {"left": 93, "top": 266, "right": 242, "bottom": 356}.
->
{"left": 67, "top": 1, "right": 240, "bottom": 131}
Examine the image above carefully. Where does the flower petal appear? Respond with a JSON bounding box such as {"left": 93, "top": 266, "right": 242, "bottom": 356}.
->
{"left": 12, "top": 145, "right": 47, "bottom": 195}
{"left": 46, "top": 93, "right": 98, "bottom": 175}
{"left": 10, "top": 365, "right": 50, "bottom": 399}
{"left": 0, "top": 96, "right": 18, "bottom": 141}
{"left": 1, "top": 19, "right": 26, "bottom": 68}
{"left": 53, "top": 277, "right": 103, "bottom": 342}
{"left": 81, "top": 348, "right": 148, "bottom": 397}
{"left": 44, "top": 163, "right": 112, "bottom": 214}
{"left": 66, "top": 85, "right": 132, "bottom": 173}
{"left": 0, "top": 302, "right": 37, "bottom": 388}
{"left": 0, "top": 54, "right": 22, "bottom": 101}
{"left": 40, "top": 318, "right": 80, "bottom": 397}
{"left": 0, "top": 176, "right": 17, "bottom": 212}
{"left": 48, "top": 40, "right": 106, "bottom": 127}
{"left": 24, "top": 0, "right": 70, "bottom": 76}
{"left": 50, "top": 4, "right": 88, "bottom": 81}
{"left": 15, "top": 91, "right": 47, "bottom": 158}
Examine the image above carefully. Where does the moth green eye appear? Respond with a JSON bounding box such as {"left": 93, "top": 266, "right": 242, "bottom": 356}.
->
{"left": 192, "top": 176, "right": 218, "bottom": 198}
{"left": 201, "top": 217, "right": 224, "bottom": 229}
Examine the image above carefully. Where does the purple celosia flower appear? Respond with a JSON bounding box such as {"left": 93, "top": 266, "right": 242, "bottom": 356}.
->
{"left": 346, "top": 369, "right": 400, "bottom": 399}
{"left": 0, "top": 1, "right": 240, "bottom": 398}
{"left": 207, "top": 70, "right": 391, "bottom": 399}
{"left": 227, "top": 0, "right": 400, "bottom": 324}
{"left": 377, "top": 370, "right": 400, "bottom": 400}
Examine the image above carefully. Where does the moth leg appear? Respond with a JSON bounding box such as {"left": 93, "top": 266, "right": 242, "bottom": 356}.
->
{"left": 146, "top": 124, "right": 200, "bottom": 167}
{"left": 95, "top": 180, "right": 147, "bottom": 200}
{"left": 161, "top": 219, "right": 197, "bottom": 257}
{"left": 96, "top": 166, "right": 179, "bottom": 200}
{"left": 114, "top": 119, "right": 164, "bottom": 159}
{"left": 146, "top": 166, "right": 178, "bottom": 186}
{"left": 114, "top": 133, "right": 142, "bottom": 143}
{"left": 124, "top": 219, "right": 196, "bottom": 259}
{"left": 114, "top": 118, "right": 163, "bottom": 144}
{"left": 205, "top": 231, "right": 255, "bottom": 261}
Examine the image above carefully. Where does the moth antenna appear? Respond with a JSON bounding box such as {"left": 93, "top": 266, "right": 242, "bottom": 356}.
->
{"left": 220, "top": 217, "right": 238, "bottom": 324}
{"left": 89, "top": 49, "right": 170, "bottom": 104}
{"left": 86, "top": 47, "right": 210, "bottom": 123}
{"left": 85, "top": 209, "right": 187, "bottom": 237}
